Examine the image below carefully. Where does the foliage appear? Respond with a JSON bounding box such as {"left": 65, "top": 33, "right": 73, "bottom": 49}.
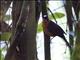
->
{"left": 37, "top": 22, "right": 43, "bottom": 33}
{"left": 71, "top": 26, "right": 80, "bottom": 60}
{"left": 0, "top": 48, "right": 5, "bottom": 60}
{"left": 3, "top": 15, "right": 12, "bottom": 21}
{"left": 48, "top": 12, "right": 65, "bottom": 20}
{"left": 0, "top": 32, "right": 12, "bottom": 41}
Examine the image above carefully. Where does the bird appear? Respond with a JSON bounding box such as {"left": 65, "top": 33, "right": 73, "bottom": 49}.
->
{"left": 42, "top": 15, "right": 72, "bottom": 49}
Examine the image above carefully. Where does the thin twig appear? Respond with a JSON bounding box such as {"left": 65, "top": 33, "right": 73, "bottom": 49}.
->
{"left": 47, "top": 7, "right": 57, "bottom": 23}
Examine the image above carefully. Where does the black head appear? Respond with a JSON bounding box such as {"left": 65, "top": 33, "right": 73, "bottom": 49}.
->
{"left": 43, "top": 15, "right": 49, "bottom": 21}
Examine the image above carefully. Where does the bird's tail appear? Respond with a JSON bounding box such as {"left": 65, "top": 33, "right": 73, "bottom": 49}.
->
{"left": 60, "top": 35, "right": 72, "bottom": 50}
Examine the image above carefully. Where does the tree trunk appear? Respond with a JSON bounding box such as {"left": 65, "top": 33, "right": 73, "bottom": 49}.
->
{"left": 24, "top": 1, "right": 37, "bottom": 60}
{"left": 71, "top": 0, "right": 80, "bottom": 59}
{"left": 11, "top": 1, "right": 23, "bottom": 44}
{"left": 64, "top": 0, "right": 73, "bottom": 55}
{"left": 41, "top": 1, "right": 51, "bottom": 60}
{"left": 71, "top": 21, "right": 80, "bottom": 60}
{"left": 5, "top": 1, "right": 37, "bottom": 60}
{"left": 72, "top": 0, "right": 80, "bottom": 20}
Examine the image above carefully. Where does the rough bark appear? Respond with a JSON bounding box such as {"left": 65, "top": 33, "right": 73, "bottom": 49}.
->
{"left": 64, "top": 0, "right": 73, "bottom": 55}
{"left": 71, "top": 0, "right": 80, "bottom": 59}
{"left": 71, "top": 21, "right": 80, "bottom": 60}
{"left": 72, "top": 0, "right": 80, "bottom": 20}
{"left": 24, "top": 1, "right": 37, "bottom": 60}
{"left": 5, "top": 1, "right": 37, "bottom": 60}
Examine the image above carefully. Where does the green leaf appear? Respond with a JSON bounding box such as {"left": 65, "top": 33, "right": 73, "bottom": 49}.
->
{"left": 3, "top": 15, "right": 12, "bottom": 21}
{"left": 37, "top": 22, "right": 43, "bottom": 33}
{"left": 49, "top": 12, "right": 65, "bottom": 20}
{"left": 0, "top": 48, "right": 5, "bottom": 60}
{"left": 0, "top": 32, "right": 12, "bottom": 41}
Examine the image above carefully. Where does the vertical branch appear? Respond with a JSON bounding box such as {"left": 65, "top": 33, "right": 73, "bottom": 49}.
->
{"left": 47, "top": 8, "right": 57, "bottom": 23}
{"left": 11, "top": 1, "right": 23, "bottom": 44}
{"left": 23, "top": 1, "right": 37, "bottom": 60}
{"left": 35, "top": 1, "right": 41, "bottom": 22}
{"left": 71, "top": 0, "right": 80, "bottom": 60}
{"left": 35, "top": 1, "right": 42, "bottom": 60}
{"left": 41, "top": 1, "right": 51, "bottom": 60}
{"left": 72, "top": 0, "right": 80, "bottom": 20}
{"left": 64, "top": 0, "right": 74, "bottom": 55}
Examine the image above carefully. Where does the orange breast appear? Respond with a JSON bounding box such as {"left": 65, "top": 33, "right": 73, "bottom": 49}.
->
{"left": 42, "top": 21, "right": 54, "bottom": 36}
